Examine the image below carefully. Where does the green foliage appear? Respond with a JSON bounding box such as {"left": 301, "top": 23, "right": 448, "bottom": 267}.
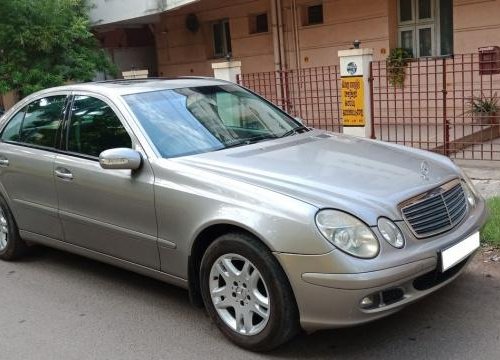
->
{"left": 466, "top": 93, "right": 499, "bottom": 115}
{"left": 387, "top": 48, "right": 412, "bottom": 88}
{"left": 0, "top": 0, "right": 116, "bottom": 97}
{"left": 481, "top": 197, "right": 500, "bottom": 247}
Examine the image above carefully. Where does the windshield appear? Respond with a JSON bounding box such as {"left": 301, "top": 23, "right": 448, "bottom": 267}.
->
{"left": 124, "top": 84, "right": 303, "bottom": 158}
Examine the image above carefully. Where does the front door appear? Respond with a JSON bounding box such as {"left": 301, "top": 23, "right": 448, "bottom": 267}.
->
{"left": 54, "top": 94, "right": 159, "bottom": 269}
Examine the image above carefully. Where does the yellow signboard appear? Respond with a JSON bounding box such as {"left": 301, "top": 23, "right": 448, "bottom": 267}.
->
{"left": 341, "top": 76, "right": 365, "bottom": 127}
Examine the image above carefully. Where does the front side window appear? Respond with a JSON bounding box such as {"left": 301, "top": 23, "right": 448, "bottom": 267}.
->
{"left": 397, "top": 0, "right": 453, "bottom": 57}
{"left": 124, "top": 85, "right": 301, "bottom": 158}
{"left": 1, "top": 96, "right": 66, "bottom": 148}
{"left": 67, "top": 96, "right": 132, "bottom": 157}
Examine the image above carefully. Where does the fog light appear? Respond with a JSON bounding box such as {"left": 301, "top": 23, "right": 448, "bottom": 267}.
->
{"left": 360, "top": 295, "right": 379, "bottom": 309}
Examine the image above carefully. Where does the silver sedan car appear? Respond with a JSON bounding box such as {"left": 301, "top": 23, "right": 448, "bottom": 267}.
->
{"left": 0, "top": 79, "right": 487, "bottom": 351}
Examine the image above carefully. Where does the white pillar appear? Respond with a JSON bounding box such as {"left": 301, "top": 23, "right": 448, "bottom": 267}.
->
{"left": 211, "top": 61, "right": 242, "bottom": 84}
{"left": 338, "top": 48, "right": 373, "bottom": 138}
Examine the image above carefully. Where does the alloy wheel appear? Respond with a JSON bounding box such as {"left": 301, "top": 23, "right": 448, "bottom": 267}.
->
{"left": 209, "top": 253, "right": 270, "bottom": 336}
{"left": 0, "top": 208, "right": 8, "bottom": 251}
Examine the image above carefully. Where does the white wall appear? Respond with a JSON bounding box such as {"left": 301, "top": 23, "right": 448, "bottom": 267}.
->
{"left": 90, "top": 0, "right": 199, "bottom": 26}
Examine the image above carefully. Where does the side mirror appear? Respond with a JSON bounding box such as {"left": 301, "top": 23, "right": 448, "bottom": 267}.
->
{"left": 99, "top": 148, "right": 142, "bottom": 170}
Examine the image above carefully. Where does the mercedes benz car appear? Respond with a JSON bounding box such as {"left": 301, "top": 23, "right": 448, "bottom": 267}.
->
{"left": 0, "top": 78, "right": 487, "bottom": 351}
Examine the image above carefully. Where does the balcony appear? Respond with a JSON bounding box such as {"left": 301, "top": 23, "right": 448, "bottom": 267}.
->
{"left": 89, "top": 0, "right": 198, "bottom": 26}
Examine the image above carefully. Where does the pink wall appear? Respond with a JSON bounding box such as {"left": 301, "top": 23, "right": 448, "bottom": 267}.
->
{"left": 282, "top": 0, "right": 391, "bottom": 69}
{"left": 454, "top": 0, "right": 500, "bottom": 53}
{"left": 155, "top": 0, "right": 275, "bottom": 77}
{"left": 152, "top": 0, "right": 500, "bottom": 77}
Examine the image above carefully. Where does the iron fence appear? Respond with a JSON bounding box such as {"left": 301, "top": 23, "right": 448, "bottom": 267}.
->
{"left": 237, "top": 55, "right": 500, "bottom": 161}
{"left": 370, "top": 53, "right": 500, "bottom": 161}
{"left": 237, "top": 66, "right": 342, "bottom": 132}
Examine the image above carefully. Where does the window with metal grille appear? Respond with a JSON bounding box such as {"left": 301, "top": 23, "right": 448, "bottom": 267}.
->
{"left": 249, "top": 13, "right": 269, "bottom": 34}
{"left": 303, "top": 3, "right": 323, "bottom": 26}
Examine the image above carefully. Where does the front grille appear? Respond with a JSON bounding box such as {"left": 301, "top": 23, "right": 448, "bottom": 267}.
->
{"left": 401, "top": 180, "right": 468, "bottom": 238}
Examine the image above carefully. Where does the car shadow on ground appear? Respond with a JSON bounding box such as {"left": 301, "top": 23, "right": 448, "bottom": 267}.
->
{"left": 17, "top": 246, "right": 499, "bottom": 360}
{"left": 19, "top": 245, "right": 192, "bottom": 307}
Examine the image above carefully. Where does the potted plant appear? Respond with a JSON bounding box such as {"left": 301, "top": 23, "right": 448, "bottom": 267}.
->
{"left": 387, "top": 48, "right": 412, "bottom": 87}
{"left": 466, "top": 93, "right": 499, "bottom": 125}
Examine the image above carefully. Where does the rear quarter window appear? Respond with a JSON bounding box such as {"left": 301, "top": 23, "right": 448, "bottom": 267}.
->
{"left": 1, "top": 108, "right": 26, "bottom": 142}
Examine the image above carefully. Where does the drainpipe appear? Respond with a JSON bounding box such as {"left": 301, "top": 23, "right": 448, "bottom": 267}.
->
{"left": 291, "top": 0, "right": 301, "bottom": 70}
{"left": 276, "top": 0, "right": 286, "bottom": 70}
{"left": 271, "top": 0, "right": 282, "bottom": 71}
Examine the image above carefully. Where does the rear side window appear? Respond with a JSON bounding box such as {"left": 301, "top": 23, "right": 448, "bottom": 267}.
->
{"left": 19, "top": 96, "right": 67, "bottom": 148}
{"left": 67, "top": 96, "right": 132, "bottom": 157}
{"left": 1, "top": 108, "right": 26, "bottom": 142}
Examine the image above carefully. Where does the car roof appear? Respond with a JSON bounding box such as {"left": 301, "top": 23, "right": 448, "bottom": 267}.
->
{"left": 43, "top": 77, "right": 232, "bottom": 97}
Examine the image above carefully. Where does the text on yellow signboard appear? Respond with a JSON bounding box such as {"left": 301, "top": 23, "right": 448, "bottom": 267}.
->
{"left": 341, "top": 76, "right": 365, "bottom": 127}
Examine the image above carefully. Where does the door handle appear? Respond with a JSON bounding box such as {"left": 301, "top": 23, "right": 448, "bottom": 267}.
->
{"left": 0, "top": 158, "right": 9, "bottom": 167}
{"left": 55, "top": 167, "right": 73, "bottom": 180}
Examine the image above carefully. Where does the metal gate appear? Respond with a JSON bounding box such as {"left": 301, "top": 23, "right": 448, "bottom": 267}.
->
{"left": 237, "top": 66, "right": 343, "bottom": 132}
{"left": 237, "top": 54, "right": 500, "bottom": 162}
{"left": 370, "top": 53, "right": 500, "bottom": 161}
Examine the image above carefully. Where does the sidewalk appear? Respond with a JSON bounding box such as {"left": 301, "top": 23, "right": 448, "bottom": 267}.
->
{"left": 456, "top": 160, "right": 500, "bottom": 199}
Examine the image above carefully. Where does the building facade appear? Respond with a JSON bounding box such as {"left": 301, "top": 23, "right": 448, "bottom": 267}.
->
{"left": 92, "top": 0, "right": 500, "bottom": 77}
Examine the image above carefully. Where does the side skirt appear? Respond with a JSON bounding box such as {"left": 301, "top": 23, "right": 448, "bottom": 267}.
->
{"left": 20, "top": 230, "right": 188, "bottom": 289}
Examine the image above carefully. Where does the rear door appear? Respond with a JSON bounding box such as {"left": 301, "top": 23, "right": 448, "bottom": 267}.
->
{"left": 0, "top": 94, "right": 68, "bottom": 240}
{"left": 54, "top": 93, "right": 159, "bottom": 269}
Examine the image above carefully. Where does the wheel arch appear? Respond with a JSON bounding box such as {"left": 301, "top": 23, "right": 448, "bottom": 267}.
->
{"left": 187, "top": 222, "right": 275, "bottom": 307}
{"left": 0, "top": 186, "right": 18, "bottom": 225}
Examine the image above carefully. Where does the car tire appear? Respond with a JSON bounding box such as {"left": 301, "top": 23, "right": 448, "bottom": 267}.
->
{"left": 0, "top": 195, "right": 27, "bottom": 261}
{"left": 200, "top": 232, "right": 300, "bottom": 352}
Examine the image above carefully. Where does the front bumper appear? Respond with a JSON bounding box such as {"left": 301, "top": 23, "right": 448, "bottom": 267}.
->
{"left": 275, "top": 198, "right": 488, "bottom": 332}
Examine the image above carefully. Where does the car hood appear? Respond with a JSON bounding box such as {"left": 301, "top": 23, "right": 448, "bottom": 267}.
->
{"left": 172, "top": 130, "right": 460, "bottom": 224}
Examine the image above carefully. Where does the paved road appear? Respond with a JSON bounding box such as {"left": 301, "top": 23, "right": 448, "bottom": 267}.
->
{"left": 461, "top": 162, "right": 500, "bottom": 199}
{"left": 0, "top": 247, "right": 499, "bottom": 360}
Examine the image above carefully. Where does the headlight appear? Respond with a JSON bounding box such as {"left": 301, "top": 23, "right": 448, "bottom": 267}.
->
{"left": 462, "top": 180, "right": 476, "bottom": 208}
{"left": 460, "top": 172, "right": 479, "bottom": 208}
{"left": 315, "top": 210, "right": 379, "bottom": 259}
{"left": 377, "top": 218, "right": 405, "bottom": 248}
{"left": 455, "top": 167, "right": 479, "bottom": 208}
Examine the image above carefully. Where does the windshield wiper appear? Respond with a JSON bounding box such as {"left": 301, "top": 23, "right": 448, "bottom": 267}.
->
{"left": 220, "top": 128, "right": 307, "bottom": 151}
{"left": 221, "top": 135, "right": 277, "bottom": 150}
{"left": 279, "top": 125, "right": 310, "bottom": 138}
{"left": 221, "top": 141, "right": 252, "bottom": 150}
